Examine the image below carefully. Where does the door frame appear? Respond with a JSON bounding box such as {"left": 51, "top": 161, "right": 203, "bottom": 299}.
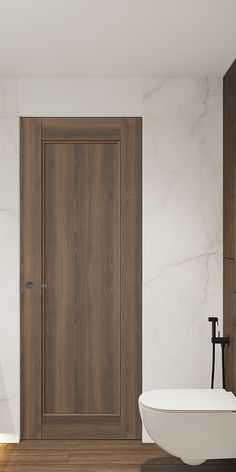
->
{"left": 20, "top": 117, "right": 142, "bottom": 439}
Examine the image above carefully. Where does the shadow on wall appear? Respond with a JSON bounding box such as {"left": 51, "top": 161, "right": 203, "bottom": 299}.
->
{"left": 0, "top": 365, "right": 15, "bottom": 435}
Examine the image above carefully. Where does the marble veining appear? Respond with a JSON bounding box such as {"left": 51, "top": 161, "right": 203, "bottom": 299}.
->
{"left": 142, "top": 78, "right": 223, "bottom": 439}
{"left": 0, "top": 78, "right": 19, "bottom": 440}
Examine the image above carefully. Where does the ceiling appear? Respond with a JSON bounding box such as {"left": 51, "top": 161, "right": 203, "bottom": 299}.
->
{"left": 0, "top": 0, "right": 235, "bottom": 77}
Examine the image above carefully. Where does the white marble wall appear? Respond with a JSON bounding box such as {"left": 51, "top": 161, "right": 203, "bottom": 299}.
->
{"left": 143, "top": 78, "right": 223, "bottom": 439}
{"left": 0, "top": 76, "right": 223, "bottom": 442}
{"left": 0, "top": 78, "right": 19, "bottom": 441}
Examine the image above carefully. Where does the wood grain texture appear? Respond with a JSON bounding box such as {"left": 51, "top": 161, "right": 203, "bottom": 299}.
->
{"left": 223, "top": 259, "right": 236, "bottom": 393}
{"left": 20, "top": 118, "right": 42, "bottom": 439}
{"left": 2, "top": 440, "right": 235, "bottom": 472}
{"left": 223, "top": 62, "right": 236, "bottom": 259}
{"left": 42, "top": 414, "right": 121, "bottom": 440}
{"left": 6, "top": 440, "right": 164, "bottom": 451}
{"left": 120, "top": 118, "right": 142, "bottom": 438}
{"left": 43, "top": 142, "right": 120, "bottom": 416}
{"left": 21, "top": 118, "right": 142, "bottom": 439}
{"left": 223, "top": 60, "right": 236, "bottom": 394}
{"left": 42, "top": 118, "right": 121, "bottom": 141}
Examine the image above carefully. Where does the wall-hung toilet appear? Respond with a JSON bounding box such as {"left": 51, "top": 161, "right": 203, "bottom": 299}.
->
{"left": 139, "top": 389, "right": 236, "bottom": 466}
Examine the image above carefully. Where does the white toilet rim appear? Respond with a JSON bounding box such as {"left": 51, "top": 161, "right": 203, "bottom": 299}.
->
{"left": 139, "top": 401, "right": 236, "bottom": 414}
{"left": 139, "top": 388, "right": 236, "bottom": 413}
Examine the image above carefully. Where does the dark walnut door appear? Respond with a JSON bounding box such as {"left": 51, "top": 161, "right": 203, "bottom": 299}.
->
{"left": 21, "top": 118, "right": 142, "bottom": 439}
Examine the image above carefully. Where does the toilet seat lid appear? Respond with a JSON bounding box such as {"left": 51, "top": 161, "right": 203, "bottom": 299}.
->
{"left": 139, "top": 389, "right": 236, "bottom": 412}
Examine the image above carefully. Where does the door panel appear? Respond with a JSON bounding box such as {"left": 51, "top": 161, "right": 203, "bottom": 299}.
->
{"left": 224, "top": 259, "right": 236, "bottom": 394}
{"left": 223, "top": 60, "right": 236, "bottom": 393}
{"left": 44, "top": 143, "right": 120, "bottom": 416}
{"left": 224, "top": 62, "right": 236, "bottom": 259}
{"left": 21, "top": 118, "right": 142, "bottom": 439}
{"left": 20, "top": 117, "right": 42, "bottom": 439}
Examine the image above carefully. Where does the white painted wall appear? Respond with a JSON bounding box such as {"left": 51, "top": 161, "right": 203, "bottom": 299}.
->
{"left": 18, "top": 77, "right": 143, "bottom": 117}
{"left": 0, "top": 78, "right": 20, "bottom": 442}
{"left": 0, "top": 77, "right": 223, "bottom": 442}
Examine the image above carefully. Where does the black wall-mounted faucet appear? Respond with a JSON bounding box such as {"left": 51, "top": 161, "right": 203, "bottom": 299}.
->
{"left": 208, "top": 317, "right": 230, "bottom": 389}
{"left": 208, "top": 317, "right": 218, "bottom": 340}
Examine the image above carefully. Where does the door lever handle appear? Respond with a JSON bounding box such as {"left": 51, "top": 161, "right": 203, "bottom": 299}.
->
{"left": 25, "top": 280, "right": 47, "bottom": 289}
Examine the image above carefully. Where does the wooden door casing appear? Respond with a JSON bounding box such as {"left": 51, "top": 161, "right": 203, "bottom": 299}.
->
{"left": 21, "top": 118, "right": 142, "bottom": 439}
{"left": 224, "top": 259, "right": 236, "bottom": 394}
{"left": 224, "top": 61, "right": 236, "bottom": 260}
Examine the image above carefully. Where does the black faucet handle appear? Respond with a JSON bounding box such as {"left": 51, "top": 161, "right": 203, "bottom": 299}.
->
{"left": 208, "top": 317, "right": 219, "bottom": 339}
{"left": 208, "top": 317, "right": 218, "bottom": 323}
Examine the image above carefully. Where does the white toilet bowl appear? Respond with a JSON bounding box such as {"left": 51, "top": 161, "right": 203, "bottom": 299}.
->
{"left": 139, "top": 388, "right": 236, "bottom": 466}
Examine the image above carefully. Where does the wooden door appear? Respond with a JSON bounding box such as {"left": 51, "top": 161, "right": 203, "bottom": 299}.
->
{"left": 223, "top": 59, "right": 236, "bottom": 260}
{"left": 224, "top": 259, "right": 236, "bottom": 393}
{"left": 21, "top": 118, "right": 142, "bottom": 439}
{"left": 224, "top": 59, "right": 236, "bottom": 393}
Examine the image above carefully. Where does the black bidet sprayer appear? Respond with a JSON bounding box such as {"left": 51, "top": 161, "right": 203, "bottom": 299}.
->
{"left": 208, "top": 317, "right": 230, "bottom": 389}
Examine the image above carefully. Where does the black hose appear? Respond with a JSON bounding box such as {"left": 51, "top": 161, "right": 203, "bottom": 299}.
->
{"left": 222, "top": 344, "right": 226, "bottom": 389}
{"left": 211, "top": 343, "right": 215, "bottom": 389}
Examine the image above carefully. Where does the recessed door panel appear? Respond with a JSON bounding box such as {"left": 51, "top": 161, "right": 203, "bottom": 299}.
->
{"left": 43, "top": 143, "right": 120, "bottom": 416}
